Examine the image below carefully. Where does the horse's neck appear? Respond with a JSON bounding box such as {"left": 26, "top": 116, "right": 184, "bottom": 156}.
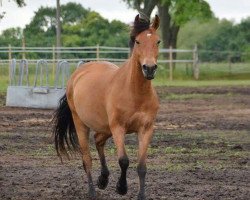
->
{"left": 125, "top": 55, "right": 152, "bottom": 95}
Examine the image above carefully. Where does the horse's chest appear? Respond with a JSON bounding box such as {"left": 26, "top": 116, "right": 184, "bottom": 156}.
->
{"left": 126, "top": 110, "right": 154, "bottom": 132}
{"left": 110, "top": 94, "right": 159, "bottom": 132}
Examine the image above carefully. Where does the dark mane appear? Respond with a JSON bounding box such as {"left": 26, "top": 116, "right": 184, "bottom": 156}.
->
{"left": 129, "top": 16, "right": 150, "bottom": 50}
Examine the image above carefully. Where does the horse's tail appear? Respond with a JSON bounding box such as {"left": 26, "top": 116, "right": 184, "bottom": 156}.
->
{"left": 53, "top": 94, "right": 79, "bottom": 159}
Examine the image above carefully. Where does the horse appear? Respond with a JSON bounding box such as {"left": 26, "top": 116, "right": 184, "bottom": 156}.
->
{"left": 53, "top": 14, "right": 160, "bottom": 200}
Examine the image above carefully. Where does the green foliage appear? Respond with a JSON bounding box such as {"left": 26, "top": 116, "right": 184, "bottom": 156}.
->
{"left": 62, "top": 11, "right": 129, "bottom": 58}
{"left": 61, "top": 2, "right": 89, "bottom": 24}
{"left": 23, "top": 6, "right": 56, "bottom": 49}
{"left": 0, "top": 2, "right": 129, "bottom": 59}
{"left": 178, "top": 17, "right": 250, "bottom": 62}
{"left": 165, "top": 0, "right": 213, "bottom": 25}
{"left": 0, "top": 27, "right": 22, "bottom": 45}
{"left": 22, "top": 3, "right": 129, "bottom": 49}
{"left": 178, "top": 19, "right": 219, "bottom": 49}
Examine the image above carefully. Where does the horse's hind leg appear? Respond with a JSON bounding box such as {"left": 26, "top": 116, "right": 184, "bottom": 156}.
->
{"left": 71, "top": 112, "right": 96, "bottom": 198}
{"left": 94, "top": 133, "right": 111, "bottom": 189}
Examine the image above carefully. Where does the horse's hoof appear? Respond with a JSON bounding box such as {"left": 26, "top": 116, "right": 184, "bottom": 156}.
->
{"left": 97, "top": 175, "right": 109, "bottom": 190}
{"left": 88, "top": 189, "right": 97, "bottom": 200}
{"left": 116, "top": 179, "right": 127, "bottom": 195}
{"left": 137, "top": 193, "right": 146, "bottom": 200}
{"left": 87, "top": 193, "right": 97, "bottom": 200}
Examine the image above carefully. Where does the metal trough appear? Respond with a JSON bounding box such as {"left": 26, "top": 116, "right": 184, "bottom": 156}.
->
{"left": 6, "top": 59, "right": 72, "bottom": 109}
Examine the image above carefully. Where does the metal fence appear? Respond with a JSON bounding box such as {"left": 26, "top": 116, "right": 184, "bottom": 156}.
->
{"left": 1, "top": 45, "right": 249, "bottom": 81}
{"left": 0, "top": 45, "right": 198, "bottom": 80}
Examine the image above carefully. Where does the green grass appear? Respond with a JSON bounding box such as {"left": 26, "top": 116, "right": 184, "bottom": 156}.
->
{"left": 165, "top": 93, "right": 215, "bottom": 100}
{"left": 1, "top": 129, "right": 249, "bottom": 171}
{"left": 153, "top": 79, "right": 250, "bottom": 87}
{"left": 1, "top": 62, "right": 250, "bottom": 92}
{"left": 153, "top": 62, "right": 250, "bottom": 86}
{"left": 149, "top": 130, "right": 250, "bottom": 171}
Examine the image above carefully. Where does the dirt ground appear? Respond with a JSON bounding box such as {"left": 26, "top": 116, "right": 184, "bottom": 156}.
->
{"left": 0, "top": 86, "right": 250, "bottom": 200}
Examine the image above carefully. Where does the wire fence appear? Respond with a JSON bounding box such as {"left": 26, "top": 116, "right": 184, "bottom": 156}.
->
{"left": 0, "top": 45, "right": 199, "bottom": 80}
{"left": 0, "top": 45, "right": 249, "bottom": 83}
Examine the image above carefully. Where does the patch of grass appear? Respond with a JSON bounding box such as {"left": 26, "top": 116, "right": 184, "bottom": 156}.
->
{"left": 165, "top": 93, "right": 215, "bottom": 100}
{"left": 154, "top": 62, "right": 250, "bottom": 83}
{"left": 0, "top": 92, "right": 6, "bottom": 106}
{"left": 1, "top": 129, "right": 249, "bottom": 172}
{"left": 149, "top": 130, "right": 250, "bottom": 171}
{"left": 153, "top": 79, "right": 250, "bottom": 87}
{"left": 1, "top": 61, "right": 250, "bottom": 93}
{"left": 31, "top": 144, "right": 55, "bottom": 157}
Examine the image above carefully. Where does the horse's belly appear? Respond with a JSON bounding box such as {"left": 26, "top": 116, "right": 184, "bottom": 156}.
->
{"left": 73, "top": 90, "right": 111, "bottom": 133}
{"left": 81, "top": 107, "right": 111, "bottom": 133}
{"left": 71, "top": 63, "right": 116, "bottom": 134}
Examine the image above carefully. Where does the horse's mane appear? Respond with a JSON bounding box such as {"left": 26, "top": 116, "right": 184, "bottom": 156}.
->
{"left": 129, "top": 16, "right": 150, "bottom": 50}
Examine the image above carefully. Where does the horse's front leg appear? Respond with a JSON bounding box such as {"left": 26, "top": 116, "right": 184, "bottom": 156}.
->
{"left": 111, "top": 126, "right": 129, "bottom": 195}
{"left": 137, "top": 126, "right": 154, "bottom": 200}
{"left": 94, "top": 132, "right": 111, "bottom": 190}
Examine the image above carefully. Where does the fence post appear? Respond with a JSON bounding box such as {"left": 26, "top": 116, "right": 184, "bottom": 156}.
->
{"left": 22, "top": 36, "right": 26, "bottom": 59}
{"left": 193, "top": 44, "right": 199, "bottom": 80}
{"left": 8, "top": 44, "right": 12, "bottom": 83}
{"left": 52, "top": 45, "right": 56, "bottom": 79}
{"left": 96, "top": 44, "right": 99, "bottom": 61}
{"left": 169, "top": 46, "right": 173, "bottom": 81}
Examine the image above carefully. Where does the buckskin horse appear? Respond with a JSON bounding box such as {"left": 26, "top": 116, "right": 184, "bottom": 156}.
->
{"left": 53, "top": 14, "right": 160, "bottom": 200}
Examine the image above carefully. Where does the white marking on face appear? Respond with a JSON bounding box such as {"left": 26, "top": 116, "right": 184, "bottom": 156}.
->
{"left": 147, "top": 33, "right": 152, "bottom": 37}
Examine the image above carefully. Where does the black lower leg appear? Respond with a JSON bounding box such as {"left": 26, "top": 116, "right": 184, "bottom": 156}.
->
{"left": 116, "top": 156, "right": 129, "bottom": 195}
{"left": 83, "top": 161, "right": 96, "bottom": 198}
{"left": 87, "top": 174, "right": 96, "bottom": 198}
{"left": 137, "top": 164, "right": 147, "bottom": 200}
{"left": 97, "top": 161, "right": 110, "bottom": 189}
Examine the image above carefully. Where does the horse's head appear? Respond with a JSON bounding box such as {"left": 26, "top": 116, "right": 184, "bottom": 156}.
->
{"left": 130, "top": 15, "right": 160, "bottom": 80}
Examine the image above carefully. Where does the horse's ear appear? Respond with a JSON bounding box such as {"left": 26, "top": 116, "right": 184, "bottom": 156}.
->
{"left": 152, "top": 15, "right": 160, "bottom": 30}
{"left": 134, "top": 14, "right": 140, "bottom": 23}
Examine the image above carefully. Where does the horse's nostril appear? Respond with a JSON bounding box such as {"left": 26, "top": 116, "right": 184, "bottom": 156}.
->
{"left": 142, "top": 65, "right": 147, "bottom": 70}
{"left": 154, "top": 65, "right": 158, "bottom": 69}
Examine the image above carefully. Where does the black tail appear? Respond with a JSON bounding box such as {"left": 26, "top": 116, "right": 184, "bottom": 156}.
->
{"left": 53, "top": 94, "right": 79, "bottom": 159}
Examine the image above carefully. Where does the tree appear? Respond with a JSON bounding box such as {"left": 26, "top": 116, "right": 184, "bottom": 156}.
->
{"left": 24, "top": 6, "right": 57, "bottom": 47}
{"left": 61, "top": 2, "right": 89, "bottom": 25}
{"left": 124, "top": 0, "right": 159, "bottom": 18}
{"left": 63, "top": 11, "right": 129, "bottom": 52}
{"left": 0, "top": 27, "right": 23, "bottom": 58}
{"left": 1, "top": 3, "right": 129, "bottom": 58}
{"left": 178, "top": 17, "right": 250, "bottom": 62}
{"left": 123, "top": 0, "right": 213, "bottom": 54}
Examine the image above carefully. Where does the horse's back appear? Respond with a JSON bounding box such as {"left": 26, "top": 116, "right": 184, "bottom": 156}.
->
{"left": 70, "top": 61, "right": 118, "bottom": 88}
{"left": 77, "top": 61, "right": 118, "bottom": 78}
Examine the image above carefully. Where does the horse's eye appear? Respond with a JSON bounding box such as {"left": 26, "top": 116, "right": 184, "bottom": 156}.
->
{"left": 135, "top": 40, "right": 140, "bottom": 45}
{"left": 157, "top": 40, "right": 161, "bottom": 45}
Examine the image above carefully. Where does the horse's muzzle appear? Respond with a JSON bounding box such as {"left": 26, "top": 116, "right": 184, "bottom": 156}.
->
{"left": 142, "top": 64, "right": 157, "bottom": 80}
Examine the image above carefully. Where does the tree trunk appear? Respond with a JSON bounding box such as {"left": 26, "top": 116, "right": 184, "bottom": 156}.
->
{"left": 158, "top": 3, "right": 171, "bottom": 58}
{"left": 158, "top": 3, "right": 180, "bottom": 69}
{"left": 135, "top": 0, "right": 159, "bottom": 18}
{"left": 170, "top": 23, "right": 180, "bottom": 68}
{"left": 56, "top": 0, "right": 61, "bottom": 59}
